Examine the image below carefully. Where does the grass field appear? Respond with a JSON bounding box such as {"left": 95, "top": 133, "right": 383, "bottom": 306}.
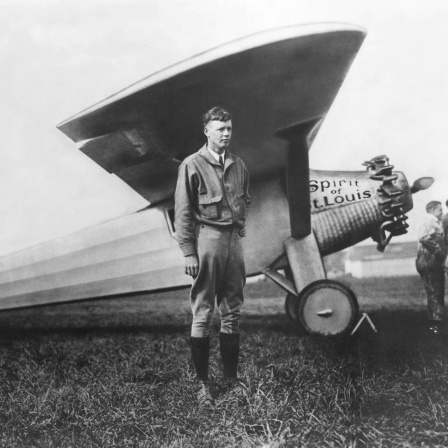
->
{"left": 1, "top": 275, "right": 448, "bottom": 447}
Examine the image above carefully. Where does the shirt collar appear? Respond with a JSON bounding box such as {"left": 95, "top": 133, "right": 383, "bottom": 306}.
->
{"left": 199, "top": 144, "right": 235, "bottom": 168}
{"left": 428, "top": 213, "right": 440, "bottom": 223}
{"left": 207, "top": 145, "right": 225, "bottom": 162}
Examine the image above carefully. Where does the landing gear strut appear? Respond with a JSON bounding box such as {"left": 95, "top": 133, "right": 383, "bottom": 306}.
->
{"left": 283, "top": 266, "right": 298, "bottom": 322}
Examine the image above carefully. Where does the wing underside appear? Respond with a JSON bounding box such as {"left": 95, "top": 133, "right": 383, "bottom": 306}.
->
{"left": 58, "top": 23, "right": 366, "bottom": 203}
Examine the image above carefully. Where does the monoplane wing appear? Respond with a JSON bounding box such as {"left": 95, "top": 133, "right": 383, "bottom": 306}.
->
{"left": 58, "top": 23, "right": 366, "bottom": 204}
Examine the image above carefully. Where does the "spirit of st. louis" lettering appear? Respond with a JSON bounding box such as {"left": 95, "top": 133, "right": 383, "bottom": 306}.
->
{"left": 310, "top": 179, "right": 372, "bottom": 209}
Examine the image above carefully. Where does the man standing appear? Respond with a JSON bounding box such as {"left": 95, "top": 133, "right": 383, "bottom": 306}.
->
{"left": 174, "top": 107, "right": 250, "bottom": 405}
{"left": 416, "top": 201, "right": 446, "bottom": 334}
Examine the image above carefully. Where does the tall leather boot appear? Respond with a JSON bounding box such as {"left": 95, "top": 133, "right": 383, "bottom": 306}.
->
{"left": 220, "top": 332, "right": 247, "bottom": 396}
{"left": 190, "top": 336, "right": 212, "bottom": 405}
{"left": 219, "top": 332, "right": 240, "bottom": 379}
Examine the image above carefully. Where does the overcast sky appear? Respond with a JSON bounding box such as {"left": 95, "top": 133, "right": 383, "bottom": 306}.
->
{"left": 1, "top": 0, "right": 448, "bottom": 256}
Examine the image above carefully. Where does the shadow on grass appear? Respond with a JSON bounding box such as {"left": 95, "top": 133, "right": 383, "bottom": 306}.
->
{"left": 0, "top": 307, "right": 432, "bottom": 351}
{"left": 0, "top": 323, "right": 192, "bottom": 342}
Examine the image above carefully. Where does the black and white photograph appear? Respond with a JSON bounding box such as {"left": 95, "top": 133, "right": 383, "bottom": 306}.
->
{"left": 1, "top": 0, "right": 448, "bottom": 446}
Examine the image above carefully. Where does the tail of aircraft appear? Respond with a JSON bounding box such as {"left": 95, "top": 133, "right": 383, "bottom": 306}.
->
{"left": 0, "top": 210, "right": 187, "bottom": 311}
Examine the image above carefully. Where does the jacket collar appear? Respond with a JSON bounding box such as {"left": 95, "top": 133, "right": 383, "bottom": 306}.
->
{"left": 198, "top": 144, "right": 235, "bottom": 169}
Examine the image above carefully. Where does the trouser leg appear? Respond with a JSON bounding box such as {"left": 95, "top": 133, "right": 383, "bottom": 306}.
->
{"left": 189, "top": 225, "right": 225, "bottom": 385}
{"left": 190, "top": 225, "right": 227, "bottom": 338}
{"left": 218, "top": 229, "right": 245, "bottom": 378}
{"left": 218, "top": 228, "right": 245, "bottom": 335}
{"left": 417, "top": 265, "right": 445, "bottom": 321}
{"left": 425, "top": 269, "right": 445, "bottom": 321}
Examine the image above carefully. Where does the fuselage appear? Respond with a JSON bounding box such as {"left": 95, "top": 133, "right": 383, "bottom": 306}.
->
{"left": 242, "top": 166, "right": 412, "bottom": 274}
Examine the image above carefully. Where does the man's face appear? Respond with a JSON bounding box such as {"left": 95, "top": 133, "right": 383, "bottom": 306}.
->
{"left": 432, "top": 204, "right": 443, "bottom": 220}
{"left": 204, "top": 120, "right": 232, "bottom": 153}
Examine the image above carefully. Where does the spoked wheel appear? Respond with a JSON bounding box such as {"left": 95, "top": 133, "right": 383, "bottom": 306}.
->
{"left": 295, "top": 279, "right": 359, "bottom": 336}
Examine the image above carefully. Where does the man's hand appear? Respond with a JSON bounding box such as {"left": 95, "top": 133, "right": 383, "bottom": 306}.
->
{"left": 238, "top": 227, "right": 246, "bottom": 237}
{"left": 185, "top": 255, "right": 199, "bottom": 278}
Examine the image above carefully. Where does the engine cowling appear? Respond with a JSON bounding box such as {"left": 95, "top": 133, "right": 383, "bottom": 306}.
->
{"left": 310, "top": 155, "right": 429, "bottom": 255}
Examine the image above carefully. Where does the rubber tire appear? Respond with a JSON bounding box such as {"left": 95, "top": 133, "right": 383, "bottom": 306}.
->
{"left": 295, "top": 279, "right": 359, "bottom": 336}
{"left": 285, "top": 292, "right": 298, "bottom": 322}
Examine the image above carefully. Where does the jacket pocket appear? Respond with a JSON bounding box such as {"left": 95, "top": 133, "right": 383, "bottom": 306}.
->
{"left": 198, "top": 195, "right": 222, "bottom": 219}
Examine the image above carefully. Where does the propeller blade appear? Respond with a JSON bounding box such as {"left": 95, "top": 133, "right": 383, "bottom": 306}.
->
{"left": 275, "top": 118, "right": 322, "bottom": 239}
{"left": 410, "top": 177, "right": 434, "bottom": 194}
{"left": 286, "top": 141, "right": 311, "bottom": 238}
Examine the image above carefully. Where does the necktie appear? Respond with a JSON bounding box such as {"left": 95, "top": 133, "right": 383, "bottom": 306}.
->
{"left": 219, "top": 155, "right": 224, "bottom": 168}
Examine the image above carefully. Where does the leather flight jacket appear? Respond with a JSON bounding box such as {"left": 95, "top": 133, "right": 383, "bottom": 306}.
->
{"left": 174, "top": 145, "right": 250, "bottom": 257}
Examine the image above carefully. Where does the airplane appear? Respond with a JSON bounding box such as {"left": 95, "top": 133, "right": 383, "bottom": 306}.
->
{"left": 0, "top": 23, "right": 433, "bottom": 336}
